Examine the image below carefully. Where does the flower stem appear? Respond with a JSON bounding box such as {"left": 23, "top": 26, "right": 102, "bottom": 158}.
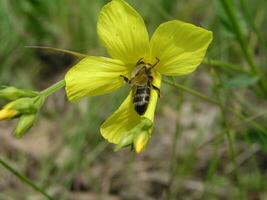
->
{"left": 0, "top": 158, "right": 54, "bottom": 200}
{"left": 40, "top": 80, "right": 65, "bottom": 98}
{"left": 203, "top": 59, "right": 251, "bottom": 74}
{"left": 163, "top": 79, "right": 218, "bottom": 105}
{"left": 162, "top": 79, "right": 267, "bottom": 134}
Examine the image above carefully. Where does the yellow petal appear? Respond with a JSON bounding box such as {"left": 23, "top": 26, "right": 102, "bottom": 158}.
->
{"left": 150, "top": 20, "right": 213, "bottom": 76}
{"left": 100, "top": 92, "right": 140, "bottom": 144}
{"left": 134, "top": 131, "right": 150, "bottom": 153}
{"left": 65, "top": 56, "right": 127, "bottom": 101}
{"left": 100, "top": 71, "right": 161, "bottom": 144}
{"left": 97, "top": 0, "right": 150, "bottom": 65}
{"left": 0, "top": 108, "right": 18, "bottom": 120}
{"left": 143, "top": 71, "right": 161, "bottom": 121}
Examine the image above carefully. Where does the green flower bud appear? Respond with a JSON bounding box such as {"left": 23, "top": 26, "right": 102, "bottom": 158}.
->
{"left": 11, "top": 96, "right": 45, "bottom": 114}
{"left": 14, "top": 114, "right": 36, "bottom": 138}
{"left": 10, "top": 98, "right": 37, "bottom": 114}
{"left": 0, "top": 86, "right": 38, "bottom": 100}
{"left": 14, "top": 96, "right": 45, "bottom": 137}
{"left": 114, "top": 132, "right": 135, "bottom": 152}
{"left": 0, "top": 96, "right": 45, "bottom": 121}
{"left": 114, "top": 118, "right": 153, "bottom": 152}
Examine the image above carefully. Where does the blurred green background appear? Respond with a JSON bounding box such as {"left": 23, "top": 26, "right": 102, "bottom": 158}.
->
{"left": 1, "top": 0, "right": 267, "bottom": 199}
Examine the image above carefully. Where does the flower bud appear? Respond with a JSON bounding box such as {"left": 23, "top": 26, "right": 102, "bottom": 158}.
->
{"left": 113, "top": 118, "right": 153, "bottom": 152}
{"left": 114, "top": 132, "right": 135, "bottom": 152}
{"left": 0, "top": 105, "right": 18, "bottom": 120}
{"left": 133, "top": 131, "right": 150, "bottom": 154}
{"left": 14, "top": 114, "right": 36, "bottom": 138}
{"left": 0, "top": 96, "right": 44, "bottom": 121}
{"left": 9, "top": 98, "right": 37, "bottom": 114}
{"left": 0, "top": 86, "right": 37, "bottom": 100}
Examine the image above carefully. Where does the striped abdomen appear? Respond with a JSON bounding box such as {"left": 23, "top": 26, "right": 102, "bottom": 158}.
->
{"left": 133, "top": 85, "right": 151, "bottom": 115}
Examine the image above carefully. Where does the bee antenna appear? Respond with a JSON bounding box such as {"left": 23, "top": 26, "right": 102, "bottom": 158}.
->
{"left": 136, "top": 57, "right": 144, "bottom": 65}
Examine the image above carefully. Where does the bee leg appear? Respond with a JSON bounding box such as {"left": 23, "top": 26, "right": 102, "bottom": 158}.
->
{"left": 152, "top": 84, "right": 161, "bottom": 98}
{"left": 120, "top": 75, "right": 131, "bottom": 84}
{"left": 151, "top": 57, "right": 160, "bottom": 69}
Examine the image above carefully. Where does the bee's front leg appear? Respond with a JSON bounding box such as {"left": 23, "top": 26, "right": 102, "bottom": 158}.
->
{"left": 120, "top": 75, "right": 131, "bottom": 84}
{"left": 152, "top": 84, "right": 161, "bottom": 98}
{"left": 150, "top": 57, "right": 160, "bottom": 69}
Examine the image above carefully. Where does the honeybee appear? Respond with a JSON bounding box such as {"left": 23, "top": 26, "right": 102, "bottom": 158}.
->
{"left": 120, "top": 58, "right": 160, "bottom": 115}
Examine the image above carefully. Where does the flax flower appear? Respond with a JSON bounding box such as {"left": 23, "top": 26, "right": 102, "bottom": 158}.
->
{"left": 65, "top": 0, "right": 212, "bottom": 153}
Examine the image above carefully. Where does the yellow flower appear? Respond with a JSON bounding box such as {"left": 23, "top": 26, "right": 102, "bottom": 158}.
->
{"left": 65, "top": 0, "right": 212, "bottom": 153}
{"left": 0, "top": 96, "right": 44, "bottom": 137}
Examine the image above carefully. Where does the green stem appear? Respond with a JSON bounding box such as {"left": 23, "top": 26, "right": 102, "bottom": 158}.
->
{"left": 0, "top": 158, "right": 54, "bottom": 200}
{"left": 220, "top": 0, "right": 257, "bottom": 74}
{"left": 163, "top": 79, "right": 218, "bottom": 105}
{"left": 203, "top": 59, "right": 251, "bottom": 74}
{"left": 40, "top": 80, "right": 65, "bottom": 98}
{"left": 162, "top": 79, "right": 267, "bottom": 134}
{"left": 26, "top": 46, "right": 87, "bottom": 59}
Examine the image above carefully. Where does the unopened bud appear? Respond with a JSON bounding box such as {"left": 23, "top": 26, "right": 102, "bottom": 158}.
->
{"left": 114, "top": 118, "right": 153, "bottom": 153}
{"left": 0, "top": 86, "right": 37, "bottom": 100}
{"left": 133, "top": 131, "right": 150, "bottom": 154}
{"left": 0, "top": 106, "right": 18, "bottom": 120}
{"left": 114, "top": 132, "right": 134, "bottom": 152}
{"left": 11, "top": 97, "right": 41, "bottom": 114}
{"left": 0, "top": 96, "right": 44, "bottom": 121}
{"left": 14, "top": 114, "right": 36, "bottom": 138}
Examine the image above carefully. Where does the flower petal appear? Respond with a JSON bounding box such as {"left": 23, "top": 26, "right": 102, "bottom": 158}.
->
{"left": 100, "top": 92, "right": 140, "bottom": 144}
{"left": 65, "top": 56, "right": 127, "bottom": 101}
{"left": 100, "top": 71, "right": 161, "bottom": 144}
{"left": 0, "top": 108, "right": 18, "bottom": 120}
{"left": 150, "top": 20, "right": 213, "bottom": 76}
{"left": 97, "top": 0, "right": 150, "bottom": 65}
{"left": 143, "top": 71, "right": 161, "bottom": 121}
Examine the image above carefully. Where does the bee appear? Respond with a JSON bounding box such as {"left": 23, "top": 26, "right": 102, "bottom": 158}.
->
{"left": 120, "top": 58, "right": 160, "bottom": 115}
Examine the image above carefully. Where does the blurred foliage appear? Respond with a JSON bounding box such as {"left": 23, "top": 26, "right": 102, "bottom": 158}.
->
{"left": 0, "top": 0, "right": 267, "bottom": 199}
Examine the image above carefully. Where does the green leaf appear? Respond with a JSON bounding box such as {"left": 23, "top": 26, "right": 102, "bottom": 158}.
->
{"left": 224, "top": 75, "right": 259, "bottom": 89}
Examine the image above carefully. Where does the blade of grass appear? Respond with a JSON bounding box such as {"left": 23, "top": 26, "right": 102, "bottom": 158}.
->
{"left": 210, "top": 68, "right": 245, "bottom": 198}
{"left": 219, "top": 0, "right": 257, "bottom": 74}
{"left": 166, "top": 77, "right": 184, "bottom": 199}
{"left": 0, "top": 158, "right": 54, "bottom": 200}
{"left": 239, "top": 0, "right": 267, "bottom": 56}
{"left": 219, "top": 0, "right": 267, "bottom": 94}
